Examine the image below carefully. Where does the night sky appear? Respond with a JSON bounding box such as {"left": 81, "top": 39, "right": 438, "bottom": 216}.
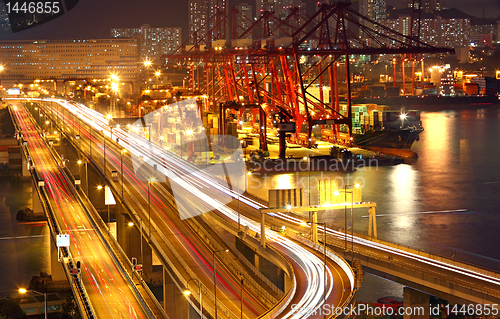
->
{"left": 0, "top": 0, "right": 499, "bottom": 42}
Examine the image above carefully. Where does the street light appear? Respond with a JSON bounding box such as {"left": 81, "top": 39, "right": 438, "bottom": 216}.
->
{"left": 19, "top": 288, "right": 47, "bottom": 319}
{"left": 128, "top": 218, "right": 143, "bottom": 270}
{"left": 77, "top": 159, "right": 88, "bottom": 194}
{"left": 213, "top": 249, "right": 228, "bottom": 318}
{"left": 336, "top": 183, "right": 359, "bottom": 261}
{"left": 155, "top": 70, "right": 161, "bottom": 85}
{"left": 147, "top": 177, "right": 156, "bottom": 238}
{"left": 184, "top": 278, "right": 203, "bottom": 319}
{"left": 97, "top": 185, "right": 111, "bottom": 225}
{"left": 101, "top": 129, "right": 107, "bottom": 177}
{"left": 121, "top": 148, "right": 127, "bottom": 201}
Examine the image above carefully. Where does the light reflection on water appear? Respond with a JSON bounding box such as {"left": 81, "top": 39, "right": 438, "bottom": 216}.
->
{"left": 0, "top": 179, "right": 50, "bottom": 293}
{"left": 248, "top": 108, "right": 500, "bottom": 271}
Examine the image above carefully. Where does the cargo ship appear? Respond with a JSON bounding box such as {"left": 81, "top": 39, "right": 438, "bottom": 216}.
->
{"left": 321, "top": 104, "right": 423, "bottom": 158}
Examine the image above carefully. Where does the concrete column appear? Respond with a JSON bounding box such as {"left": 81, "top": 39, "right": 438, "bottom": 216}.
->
{"left": 116, "top": 208, "right": 153, "bottom": 279}
{"left": 87, "top": 165, "right": 105, "bottom": 211}
{"left": 311, "top": 211, "right": 318, "bottom": 243}
{"left": 22, "top": 151, "right": 30, "bottom": 177}
{"left": 403, "top": 287, "right": 430, "bottom": 319}
{"left": 78, "top": 162, "right": 88, "bottom": 195}
{"left": 163, "top": 268, "right": 188, "bottom": 319}
{"left": 368, "top": 206, "right": 377, "bottom": 238}
{"left": 50, "top": 235, "right": 66, "bottom": 282}
{"left": 32, "top": 182, "right": 43, "bottom": 214}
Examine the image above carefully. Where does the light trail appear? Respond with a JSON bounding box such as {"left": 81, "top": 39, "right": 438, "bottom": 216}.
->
{"left": 11, "top": 102, "right": 151, "bottom": 318}
{"left": 39, "top": 98, "right": 347, "bottom": 318}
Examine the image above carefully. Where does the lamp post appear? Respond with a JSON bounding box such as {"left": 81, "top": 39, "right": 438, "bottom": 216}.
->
{"left": 19, "top": 288, "right": 46, "bottom": 319}
{"left": 96, "top": 185, "right": 110, "bottom": 225}
{"left": 336, "top": 184, "right": 359, "bottom": 261}
{"left": 106, "top": 114, "right": 113, "bottom": 140}
{"left": 155, "top": 70, "right": 161, "bottom": 85}
{"left": 101, "top": 130, "right": 107, "bottom": 177}
{"left": 89, "top": 125, "right": 92, "bottom": 160}
{"left": 128, "top": 219, "right": 143, "bottom": 271}
{"left": 213, "top": 249, "right": 228, "bottom": 318}
{"left": 184, "top": 278, "right": 203, "bottom": 319}
{"left": 147, "top": 177, "right": 156, "bottom": 238}
{"left": 121, "top": 148, "right": 127, "bottom": 201}
{"left": 77, "top": 160, "right": 88, "bottom": 194}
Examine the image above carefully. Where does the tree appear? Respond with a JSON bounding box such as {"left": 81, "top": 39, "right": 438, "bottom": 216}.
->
{"left": 62, "top": 294, "right": 81, "bottom": 319}
{"left": 0, "top": 299, "right": 26, "bottom": 319}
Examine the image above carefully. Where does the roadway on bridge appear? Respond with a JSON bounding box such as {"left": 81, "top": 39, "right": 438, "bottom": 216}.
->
{"left": 11, "top": 102, "right": 153, "bottom": 318}
{"left": 41, "top": 99, "right": 269, "bottom": 318}
{"left": 39, "top": 98, "right": 356, "bottom": 318}
{"left": 38, "top": 96, "right": 500, "bottom": 309}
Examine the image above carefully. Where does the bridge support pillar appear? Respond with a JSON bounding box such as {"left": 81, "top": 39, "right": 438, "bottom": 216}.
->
{"left": 22, "top": 151, "right": 30, "bottom": 177}
{"left": 116, "top": 208, "right": 153, "bottom": 280}
{"left": 32, "top": 182, "right": 43, "bottom": 214}
{"left": 49, "top": 234, "right": 66, "bottom": 282}
{"left": 163, "top": 268, "right": 188, "bottom": 319}
{"left": 403, "top": 287, "right": 430, "bottom": 319}
{"left": 368, "top": 206, "right": 377, "bottom": 238}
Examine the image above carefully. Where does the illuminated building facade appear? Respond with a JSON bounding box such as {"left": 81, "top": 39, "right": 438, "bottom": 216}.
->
{"left": 189, "top": 0, "right": 208, "bottom": 44}
{"left": 400, "top": 0, "right": 440, "bottom": 12}
{"left": 379, "top": 15, "right": 470, "bottom": 49}
{"left": 189, "top": 0, "right": 227, "bottom": 43}
{"left": 360, "top": 0, "right": 387, "bottom": 21}
{"left": 235, "top": 3, "right": 253, "bottom": 39}
{"left": 0, "top": 38, "right": 138, "bottom": 81}
{"left": 111, "top": 24, "right": 181, "bottom": 60}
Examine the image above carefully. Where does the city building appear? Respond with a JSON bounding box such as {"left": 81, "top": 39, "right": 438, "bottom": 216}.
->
{"left": 440, "top": 18, "right": 471, "bottom": 48}
{"left": 379, "top": 15, "right": 470, "bottom": 49}
{"left": 111, "top": 24, "right": 181, "bottom": 61}
{"left": 235, "top": 3, "right": 253, "bottom": 39}
{"left": 285, "top": 1, "right": 307, "bottom": 31}
{"left": 189, "top": 0, "right": 208, "bottom": 44}
{"left": 0, "top": 38, "right": 139, "bottom": 82}
{"left": 188, "top": 0, "right": 227, "bottom": 43}
{"left": 470, "top": 20, "right": 500, "bottom": 42}
{"left": 254, "top": 0, "right": 307, "bottom": 37}
{"left": 359, "top": 0, "right": 386, "bottom": 21}
{"left": 400, "top": 0, "right": 440, "bottom": 12}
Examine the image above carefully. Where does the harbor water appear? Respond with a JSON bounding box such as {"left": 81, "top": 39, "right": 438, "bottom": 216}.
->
{"left": 1, "top": 107, "right": 500, "bottom": 303}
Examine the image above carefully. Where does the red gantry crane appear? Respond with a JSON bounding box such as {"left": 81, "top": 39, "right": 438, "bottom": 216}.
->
{"left": 164, "top": 1, "right": 453, "bottom": 158}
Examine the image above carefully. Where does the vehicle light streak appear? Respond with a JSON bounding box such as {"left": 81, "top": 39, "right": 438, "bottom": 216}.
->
{"left": 30, "top": 98, "right": 353, "bottom": 318}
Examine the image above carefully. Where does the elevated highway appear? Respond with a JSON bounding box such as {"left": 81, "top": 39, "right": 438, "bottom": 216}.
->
{"left": 24, "top": 97, "right": 357, "bottom": 318}
{"left": 9, "top": 102, "right": 167, "bottom": 318}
